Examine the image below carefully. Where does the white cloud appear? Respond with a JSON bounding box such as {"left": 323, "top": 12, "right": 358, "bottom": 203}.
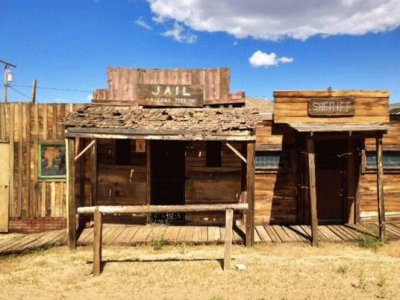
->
{"left": 278, "top": 56, "right": 294, "bottom": 64}
{"left": 135, "top": 17, "right": 152, "bottom": 30}
{"left": 249, "top": 50, "right": 294, "bottom": 68}
{"left": 162, "top": 22, "right": 197, "bottom": 43}
{"left": 147, "top": 0, "right": 400, "bottom": 40}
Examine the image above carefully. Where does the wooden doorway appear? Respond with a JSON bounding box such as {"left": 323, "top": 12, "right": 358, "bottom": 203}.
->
{"left": 151, "top": 141, "right": 185, "bottom": 224}
{"left": 315, "top": 139, "right": 347, "bottom": 223}
{"left": 0, "top": 143, "right": 10, "bottom": 232}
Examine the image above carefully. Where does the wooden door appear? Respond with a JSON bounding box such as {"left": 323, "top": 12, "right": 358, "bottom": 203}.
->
{"left": 315, "top": 140, "right": 346, "bottom": 223}
{"left": 0, "top": 143, "right": 10, "bottom": 232}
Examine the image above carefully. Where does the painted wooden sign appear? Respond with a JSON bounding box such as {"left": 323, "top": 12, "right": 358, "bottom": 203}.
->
{"left": 137, "top": 84, "right": 204, "bottom": 107}
{"left": 308, "top": 97, "right": 355, "bottom": 117}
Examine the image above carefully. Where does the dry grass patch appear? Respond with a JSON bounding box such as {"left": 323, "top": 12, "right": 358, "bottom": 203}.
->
{"left": 1, "top": 242, "right": 400, "bottom": 299}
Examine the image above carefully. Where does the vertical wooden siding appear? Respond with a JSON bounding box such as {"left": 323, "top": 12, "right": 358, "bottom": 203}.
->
{"left": 359, "top": 120, "right": 400, "bottom": 220}
{"left": 0, "top": 103, "right": 84, "bottom": 218}
{"left": 184, "top": 141, "right": 242, "bottom": 224}
{"left": 254, "top": 122, "right": 298, "bottom": 224}
{"left": 93, "top": 68, "right": 232, "bottom": 105}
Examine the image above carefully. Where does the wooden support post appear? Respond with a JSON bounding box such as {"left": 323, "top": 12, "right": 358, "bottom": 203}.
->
{"left": 241, "top": 142, "right": 247, "bottom": 226}
{"left": 376, "top": 135, "right": 385, "bottom": 241}
{"left": 347, "top": 138, "right": 356, "bottom": 224}
{"left": 93, "top": 208, "right": 103, "bottom": 276}
{"left": 146, "top": 140, "right": 151, "bottom": 223}
{"left": 307, "top": 135, "right": 319, "bottom": 246}
{"left": 245, "top": 142, "right": 255, "bottom": 247}
{"left": 66, "top": 138, "right": 77, "bottom": 249}
{"left": 90, "top": 140, "right": 97, "bottom": 207}
{"left": 79, "top": 140, "right": 85, "bottom": 209}
{"left": 224, "top": 208, "right": 233, "bottom": 271}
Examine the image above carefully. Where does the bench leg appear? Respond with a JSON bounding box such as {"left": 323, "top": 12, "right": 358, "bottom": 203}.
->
{"left": 224, "top": 208, "right": 233, "bottom": 271}
{"left": 93, "top": 209, "right": 103, "bottom": 276}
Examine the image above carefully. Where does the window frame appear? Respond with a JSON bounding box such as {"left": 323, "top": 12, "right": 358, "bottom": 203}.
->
{"left": 362, "top": 148, "right": 400, "bottom": 173}
{"left": 255, "top": 149, "right": 293, "bottom": 173}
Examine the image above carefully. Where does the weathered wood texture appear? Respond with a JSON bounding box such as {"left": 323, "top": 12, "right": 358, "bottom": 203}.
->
{"left": 376, "top": 135, "right": 385, "bottom": 240}
{"left": 93, "top": 68, "right": 245, "bottom": 105}
{"left": 365, "top": 120, "right": 400, "bottom": 149}
{"left": 0, "top": 103, "right": 85, "bottom": 219}
{"left": 185, "top": 142, "right": 242, "bottom": 224}
{"left": 360, "top": 119, "right": 400, "bottom": 222}
{"left": 307, "top": 136, "right": 318, "bottom": 246}
{"left": 2, "top": 223, "right": 394, "bottom": 255}
{"left": 254, "top": 122, "right": 298, "bottom": 224}
{"left": 274, "top": 91, "right": 389, "bottom": 124}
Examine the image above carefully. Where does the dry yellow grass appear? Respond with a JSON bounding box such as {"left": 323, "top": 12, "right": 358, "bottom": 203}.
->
{"left": 1, "top": 241, "right": 400, "bottom": 300}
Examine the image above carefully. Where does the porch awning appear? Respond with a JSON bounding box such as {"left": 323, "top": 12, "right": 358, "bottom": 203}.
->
{"left": 288, "top": 123, "right": 388, "bottom": 133}
{"left": 63, "top": 105, "right": 261, "bottom": 141}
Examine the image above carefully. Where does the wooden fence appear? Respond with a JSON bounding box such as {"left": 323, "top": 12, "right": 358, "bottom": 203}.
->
{"left": 78, "top": 203, "right": 249, "bottom": 275}
{"left": 0, "top": 102, "right": 85, "bottom": 219}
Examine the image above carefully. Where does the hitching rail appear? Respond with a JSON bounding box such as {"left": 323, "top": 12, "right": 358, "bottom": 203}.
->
{"left": 77, "top": 203, "right": 249, "bottom": 276}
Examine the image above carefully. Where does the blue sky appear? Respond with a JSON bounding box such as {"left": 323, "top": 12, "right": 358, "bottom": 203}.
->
{"left": 1, "top": 0, "right": 399, "bottom": 103}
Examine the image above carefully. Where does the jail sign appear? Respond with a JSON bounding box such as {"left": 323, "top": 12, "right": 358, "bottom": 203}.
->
{"left": 137, "top": 84, "right": 204, "bottom": 107}
{"left": 308, "top": 97, "right": 355, "bottom": 116}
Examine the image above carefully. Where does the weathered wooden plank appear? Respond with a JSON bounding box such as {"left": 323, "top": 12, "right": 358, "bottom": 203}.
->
{"left": 130, "top": 225, "right": 152, "bottom": 243}
{"left": 93, "top": 209, "right": 102, "bottom": 276}
{"left": 77, "top": 227, "right": 94, "bottom": 244}
{"left": 110, "top": 225, "right": 132, "bottom": 244}
{"left": 32, "top": 104, "right": 39, "bottom": 217}
{"left": 224, "top": 208, "right": 233, "bottom": 271}
{"left": 307, "top": 136, "right": 318, "bottom": 246}
{"left": 376, "top": 135, "right": 386, "bottom": 241}
{"left": 145, "top": 140, "right": 151, "bottom": 223}
{"left": 246, "top": 142, "right": 255, "bottom": 246}
{"left": 17, "top": 103, "right": 23, "bottom": 217}
{"left": 123, "top": 226, "right": 141, "bottom": 244}
{"left": 66, "top": 138, "right": 76, "bottom": 249}
{"left": 78, "top": 203, "right": 248, "bottom": 214}
{"left": 163, "top": 226, "right": 181, "bottom": 243}
{"left": 255, "top": 226, "right": 271, "bottom": 242}
{"left": 264, "top": 226, "right": 281, "bottom": 242}
{"left": 207, "top": 226, "right": 221, "bottom": 242}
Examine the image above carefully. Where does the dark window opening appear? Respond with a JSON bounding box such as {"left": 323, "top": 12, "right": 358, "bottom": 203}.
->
{"left": 115, "top": 139, "right": 132, "bottom": 165}
{"left": 255, "top": 150, "right": 292, "bottom": 170}
{"left": 206, "top": 141, "right": 222, "bottom": 167}
{"left": 366, "top": 150, "right": 400, "bottom": 170}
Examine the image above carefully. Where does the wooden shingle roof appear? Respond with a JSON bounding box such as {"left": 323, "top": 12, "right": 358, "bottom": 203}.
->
{"left": 64, "top": 106, "right": 261, "bottom": 141}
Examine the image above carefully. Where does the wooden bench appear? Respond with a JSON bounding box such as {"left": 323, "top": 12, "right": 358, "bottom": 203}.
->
{"left": 77, "top": 203, "right": 249, "bottom": 276}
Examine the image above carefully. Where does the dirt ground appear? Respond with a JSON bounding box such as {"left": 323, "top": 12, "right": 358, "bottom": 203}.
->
{"left": 1, "top": 241, "right": 400, "bottom": 300}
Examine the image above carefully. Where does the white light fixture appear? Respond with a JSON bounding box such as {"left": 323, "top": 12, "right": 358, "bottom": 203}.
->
{"left": 5, "top": 69, "right": 13, "bottom": 83}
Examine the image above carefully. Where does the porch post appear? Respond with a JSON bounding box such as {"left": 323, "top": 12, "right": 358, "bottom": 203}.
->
{"left": 146, "top": 140, "right": 151, "bottom": 223}
{"left": 90, "top": 139, "right": 97, "bottom": 207}
{"left": 66, "top": 137, "right": 77, "bottom": 249}
{"left": 245, "top": 141, "right": 255, "bottom": 247}
{"left": 376, "top": 134, "right": 385, "bottom": 241}
{"left": 307, "top": 134, "right": 318, "bottom": 246}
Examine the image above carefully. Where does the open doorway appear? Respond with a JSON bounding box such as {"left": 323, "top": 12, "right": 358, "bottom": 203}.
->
{"left": 151, "top": 141, "right": 186, "bottom": 224}
{"left": 315, "top": 139, "right": 347, "bottom": 223}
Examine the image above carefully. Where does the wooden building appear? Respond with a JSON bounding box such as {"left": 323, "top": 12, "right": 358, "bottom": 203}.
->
{"left": 0, "top": 67, "right": 399, "bottom": 247}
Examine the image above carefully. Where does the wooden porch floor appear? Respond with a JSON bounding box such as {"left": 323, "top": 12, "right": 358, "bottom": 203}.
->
{"left": 1, "top": 223, "right": 400, "bottom": 256}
